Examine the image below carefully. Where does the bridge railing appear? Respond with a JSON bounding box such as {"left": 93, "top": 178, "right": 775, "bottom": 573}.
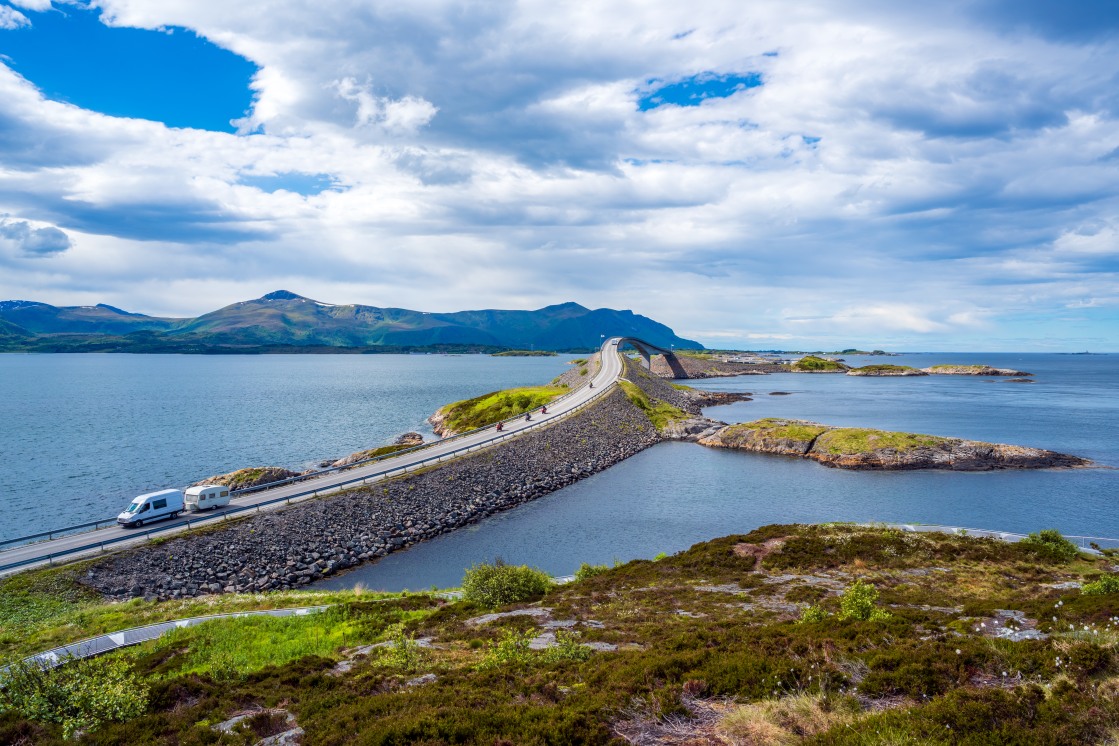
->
{"left": 0, "top": 349, "right": 615, "bottom": 552}
{"left": 0, "top": 377, "right": 619, "bottom": 574}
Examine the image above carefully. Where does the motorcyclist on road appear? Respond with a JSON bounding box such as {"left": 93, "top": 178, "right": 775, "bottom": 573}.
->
{"left": 589, "top": 382, "right": 593, "bottom": 388}
{"left": 525, "top": 413, "right": 532, "bottom": 421}
{"left": 496, "top": 422, "right": 503, "bottom": 432}
{"left": 540, "top": 405, "right": 548, "bottom": 415}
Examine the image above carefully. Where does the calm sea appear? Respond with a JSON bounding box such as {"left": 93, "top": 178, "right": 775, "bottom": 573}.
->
{"left": 3, "top": 352, "right": 1116, "bottom": 589}
{"left": 313, "top": 352, "right": 1119, "bottom": 591}
{"left": 0, "top": 353, "right": 570, "bottom": 541}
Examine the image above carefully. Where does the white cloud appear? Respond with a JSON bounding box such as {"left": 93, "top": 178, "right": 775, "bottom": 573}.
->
{"left": 0, "top": 1, "right": 1115, "bottom": 349}
{"left": 0, "top": 5, "right": 29, "bottom": 29}
{"left": 8, "top": 0, "right": 53, "bottom": 10}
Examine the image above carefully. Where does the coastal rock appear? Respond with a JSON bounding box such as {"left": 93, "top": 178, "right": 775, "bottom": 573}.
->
{"left": 661, "top": 416, "right": 727, "bottom": 442}
{"left": 847, "top": 366, "right": 928, "bottom": 377}
{"left": 699, "top": 419, "right": 826, "bottom": 456}
{"left": 699, "top": 420, "right": 1089, "bottom": 471}
{"left": 191, "top": 467, "right": 301, "bottom": 491}
{"left": 922, "top": 365, "right": 1031, "bottom": 376}
{"left": 395, "top": 432, "right": 424, "bottom": 446}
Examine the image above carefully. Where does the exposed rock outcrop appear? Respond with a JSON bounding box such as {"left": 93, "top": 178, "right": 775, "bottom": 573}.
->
{"left": 330, "top": 433, "right": 424, "bottom": 468}
{"left": 847, "top": 366, "right": 928, "bottom": 377}
{"left": 85, "top": 387, "right": 660, "bottom": 600}
{"left": 923, "top": 365, "right": 1031, "bottom": 376}
{"left": 698, "top": 419, "right": 1088, "bottom": 471}
{"left": 191, "top": 467, "right": 302, "bottom": 491}
{"left": 660, "top": 416, "right": 727, "bottom": 442}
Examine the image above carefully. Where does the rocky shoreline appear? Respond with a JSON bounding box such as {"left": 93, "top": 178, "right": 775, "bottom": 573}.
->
{"left": 83, "top": 387, "right": 660, "bottom": 600}
{"left": 695, "top": 418, "right": 1089, "bottom": 471}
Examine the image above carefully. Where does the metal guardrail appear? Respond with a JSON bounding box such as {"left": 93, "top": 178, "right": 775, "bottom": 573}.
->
{"left": 0, "top": 377, "right": 619, "bottom": 574}
{"left": 0, "top": 352, "right": 611, "bottom": 553}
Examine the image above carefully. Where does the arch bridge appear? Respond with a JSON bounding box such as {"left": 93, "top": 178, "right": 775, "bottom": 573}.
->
{"left": 613, "top": 336, "right": 689, "bottom": 378}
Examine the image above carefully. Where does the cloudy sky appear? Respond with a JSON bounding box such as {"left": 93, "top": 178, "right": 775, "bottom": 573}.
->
{"left": 0, "top": 0, "right": 1117, "bottom": 350}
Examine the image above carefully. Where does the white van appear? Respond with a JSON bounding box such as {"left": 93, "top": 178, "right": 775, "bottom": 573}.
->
{"left": 184, "top": 484, "right": 231, "bottom": 512}
{"left": 117, "top": 488, "right": 184, "bottom": 528}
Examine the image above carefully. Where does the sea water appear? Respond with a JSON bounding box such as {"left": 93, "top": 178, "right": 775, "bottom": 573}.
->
{"left": 314, "top": 352, "right": 1119, "bottom": 591}
{"left": 0, "top": 353, "right": 570, "bottom": 541}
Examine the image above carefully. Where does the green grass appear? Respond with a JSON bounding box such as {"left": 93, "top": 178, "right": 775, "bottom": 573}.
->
{"left": 617, "top": 380, "right": 688, "bottom": 430}
{"left": 7, "top": 524, "right": 1119, "bottom": 744}
{"left": 928, "top": 364, "right": 990, "bottom": 372}
{"left": 136, "top": 601, "right": 433, "bottom": 681}
{"left": 337, "top": 443, "right": 412, "bottom": 464}
{"left": 792, "top": 355, "right": 846, "bottom": 371}
{"left": 435, "top": 385, "right": 566, "bottom": 432}
{"left": 814, "top": 427, "right": 951, "bottom": 454}
{"left": 722, "top": 418, "right": 829, "bottom": 443}
{"left": 0, "top": 562, "right": 404, "bottom": 661}
{"left": 850, "top": 364, "right": 918, "bottom": 373}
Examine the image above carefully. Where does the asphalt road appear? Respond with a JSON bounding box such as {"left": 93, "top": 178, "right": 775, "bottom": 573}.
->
{"left": 0, "top": 337, "right": 627, "bottom": 574}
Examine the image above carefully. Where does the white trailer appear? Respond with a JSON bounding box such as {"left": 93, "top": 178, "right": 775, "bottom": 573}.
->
{"left": 117, "top": 488, "right": 184, "bottom": 528}
{"left": 184, "top": 484, "right": 231, "bottom": 512}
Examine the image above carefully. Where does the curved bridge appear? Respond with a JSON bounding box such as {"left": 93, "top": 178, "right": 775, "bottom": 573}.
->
{"left": 0, "top": 336, "right": 685, "bottom": 574}
{"left": 615, "top": 336, "right": 688, "bottom": 378}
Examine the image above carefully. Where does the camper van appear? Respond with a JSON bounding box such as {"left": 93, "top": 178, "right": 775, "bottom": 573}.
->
{"left": 117, "top": 488, "right": 184, "bottom": 527}
{"left": 185, "top": 484, "right": 231, "bottom": 512}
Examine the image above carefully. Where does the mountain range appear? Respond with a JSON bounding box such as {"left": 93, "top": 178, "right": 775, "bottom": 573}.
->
{"left": 0, "top": 290, "right": 702, "bottom": 353}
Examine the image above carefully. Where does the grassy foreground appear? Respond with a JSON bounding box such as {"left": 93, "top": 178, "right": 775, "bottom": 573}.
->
{"left": 4, "top": 524, "right": 1119, "bottom": 743}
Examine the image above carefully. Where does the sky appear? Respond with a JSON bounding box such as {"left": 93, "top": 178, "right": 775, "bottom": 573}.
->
{"left": 0, "top": 1, "right": 1117, "bottom": 351}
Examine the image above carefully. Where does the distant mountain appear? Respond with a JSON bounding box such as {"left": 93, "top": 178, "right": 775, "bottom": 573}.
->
{"left": 0, "top": 291, "right": 702, "bottom": 352}
{"left": 0, "top": 300, "right": 180, "bottom": 335}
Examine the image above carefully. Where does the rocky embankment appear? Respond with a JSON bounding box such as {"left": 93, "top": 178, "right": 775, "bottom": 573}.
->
{"left": 649, "top": 354, "right": 781, "bottom": 379}
{"left": 923, "top": 364, "right": 1031, "bottom": 376}
{"left": 696, "top": 418, "right": 1088, "bottom": 471}
{"left": 84, "top": 387, "right": 659, "bottom": 600}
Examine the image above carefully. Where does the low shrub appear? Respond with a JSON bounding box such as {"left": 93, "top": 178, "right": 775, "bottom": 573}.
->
{"left": 1082, "top": 574, "right": 1119, "bottom": 596}
{"left": 0, "top": 656, "right": 149, "bottom": 739}
{"left": 541, "top": 631, "right": 592, "bottom": 663}
{"left": 837, "top": 580, "right": 890, "bottom": 622}
{"left": 477, "top": 629, "right": 536, "bottom": 670}
{"left": 462, "top": 561, "right": 552, "bottom": 608}
{"left": 1019, "top": 529, "right": 1081, "bottom": 563}
{"left": 575, "top": 563, "right": 610, "bottom": 582}
{"left": 799, "top": 605, "right": 831, "bottom": 623}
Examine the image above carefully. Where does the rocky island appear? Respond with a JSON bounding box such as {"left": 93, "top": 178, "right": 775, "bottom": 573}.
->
{"left": 696, "top": 418, "right": 1088, "bottom": 470}
{"left": 846, "top": 364, "right": 928, "bottom": 376}
{"left": 923, "top": 364, "right": 1031, "bottom": 376}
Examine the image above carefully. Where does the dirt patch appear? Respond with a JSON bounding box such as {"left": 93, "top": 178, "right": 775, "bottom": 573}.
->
{"left": 733, "top": 538, "right": 786, "bottom": 562}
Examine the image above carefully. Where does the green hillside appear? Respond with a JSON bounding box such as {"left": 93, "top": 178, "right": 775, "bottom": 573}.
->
{"left": 0, "top": 291, "right": 702, "bottom": 352}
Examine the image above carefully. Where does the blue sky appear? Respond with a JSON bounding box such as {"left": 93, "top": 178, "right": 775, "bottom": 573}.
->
{"left": 0, "top": 0, "right": 1117, "bottom": 351}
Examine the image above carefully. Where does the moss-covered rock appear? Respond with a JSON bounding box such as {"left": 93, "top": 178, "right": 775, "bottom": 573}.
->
{"left": 847, "top": 364, "right": 928, "bottom": 376}
{"left": 699, "top": 421, "right": 1088, "bottom": 470}
{"left": 191, "top": 467, "right": 301, "bottom": 491}
{"left": 790, "top": 355, "right": 849, "bottom": 373}
{"left": 923, "top": 364, "right": 1031, "bottom": 376}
